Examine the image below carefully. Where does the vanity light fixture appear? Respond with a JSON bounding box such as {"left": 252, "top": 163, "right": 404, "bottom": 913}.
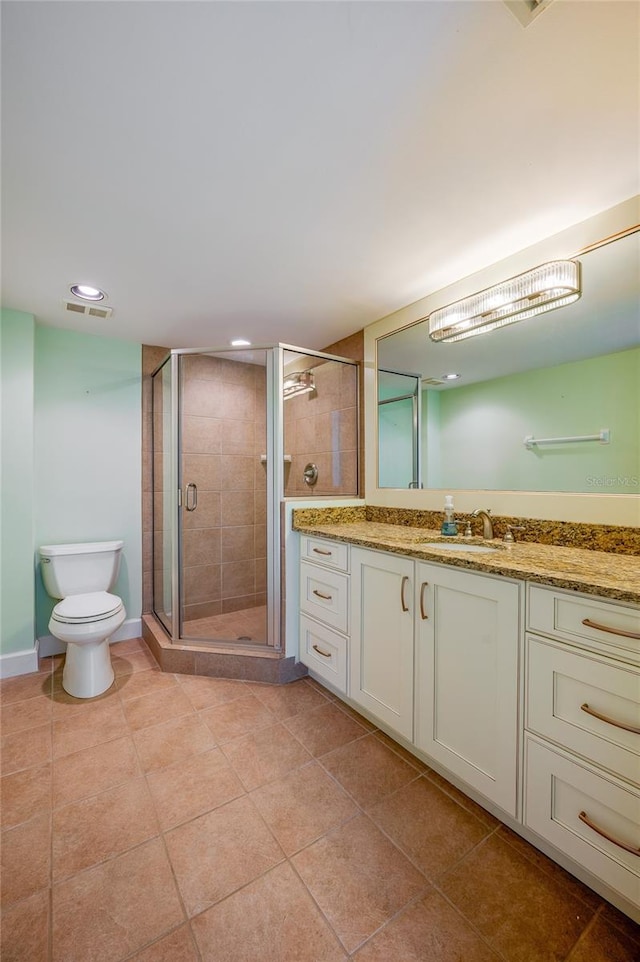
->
{"left": 427, "top": 260, "right": 581, "bottom": 343}
{"left": 69, "top": 284, "right": 106, "bottom": 302}
{"left": 230, "top": 338, "right": 251, "bottom": 347}
{"left": 283, "top": 369, "right": 315, "bottom": 400}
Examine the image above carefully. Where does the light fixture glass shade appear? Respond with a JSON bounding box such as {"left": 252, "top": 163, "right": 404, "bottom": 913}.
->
{"left": 70, "top": 284, "right": 106, "bottom": 302}
{"left": 283, "top": 369, "right": 315, "bottom": 400}
{"left": 427, "top": 260, "right": 581, "bottom": 343}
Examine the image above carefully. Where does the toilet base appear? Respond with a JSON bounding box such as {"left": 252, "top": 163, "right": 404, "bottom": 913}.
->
{"left": 62, "top": 639, "right": 115, "bottom": 699}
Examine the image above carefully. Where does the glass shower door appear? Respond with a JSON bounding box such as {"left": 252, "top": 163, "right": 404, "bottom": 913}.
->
{"left": 178, "top": 350, "right": 271, "bottom": 647}
{"left": 151, "top": 357, "right": 178, "bottom": 635}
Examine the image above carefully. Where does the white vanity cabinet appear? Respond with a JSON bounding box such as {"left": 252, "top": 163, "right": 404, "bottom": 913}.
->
{"left": 350, "top": 547, "right": 415, "bottom": 740}
{"left": 414, "top": 562, "right": 522, "bottom": 816}
{"left": 524, "top": 585, "right": 640, "bottom": 915}
{"left": 298, "top": 536, "right": 350, "bottom": 693}
{"left": 296, "top": 528, "right": 640, "bottom": 920}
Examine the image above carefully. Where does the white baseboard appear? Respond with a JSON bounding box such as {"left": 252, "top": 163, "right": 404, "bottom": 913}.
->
{"left": 0, "top": 641, "right": 40, "bottom": 679}
{"left": 38, "top": 617, "right": 143, "bottom": 659}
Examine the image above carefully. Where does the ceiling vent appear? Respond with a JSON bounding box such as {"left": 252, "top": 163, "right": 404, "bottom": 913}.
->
{"left": 62, "top": 299, "right": 113, "bottom": 319}
{"left": 504, "top": 0, "right": 555, "bottom": 27}
{"left": 422, "top": 377, "right": 445, "bottom": 387}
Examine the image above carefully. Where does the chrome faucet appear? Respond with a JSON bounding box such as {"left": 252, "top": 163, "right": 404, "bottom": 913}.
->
{"left": 471, "top": 508, "right": 494, "bottom": 539}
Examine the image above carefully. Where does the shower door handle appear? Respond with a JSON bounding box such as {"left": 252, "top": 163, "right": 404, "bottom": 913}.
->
{"left": 185, "top": 482, "right": 198, "bottom": 511}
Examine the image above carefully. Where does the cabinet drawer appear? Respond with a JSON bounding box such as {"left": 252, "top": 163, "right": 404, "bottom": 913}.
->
{"left": 300, "top": 561, "right": 349, "bottom": 633}
{"left": 300, "top": 536, "right": 349, "bottom": 572}
{"left": 526, "top": 637, "right": 640, "bottom": 786}
{"left": 525, "top": 736, "right": 640, "bottom": 910}
{"left": 527, "top": 586, "right": 640, "bottom": 665}
{"left": 299, "top": 615, "right": 347, "bottom": 692}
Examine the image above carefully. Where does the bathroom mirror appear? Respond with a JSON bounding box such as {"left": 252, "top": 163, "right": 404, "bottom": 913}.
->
{"left": 377, "top": 227, "right": 639, "bottom": 494}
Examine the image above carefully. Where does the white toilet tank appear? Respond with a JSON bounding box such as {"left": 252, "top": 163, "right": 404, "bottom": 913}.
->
{"left": 39, "top": 540, "right": 124, "bottom": 598}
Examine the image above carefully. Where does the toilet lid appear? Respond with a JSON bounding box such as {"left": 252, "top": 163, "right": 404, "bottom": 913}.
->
{"left": 52, "top": 591, "right": 123, "bottom": 624}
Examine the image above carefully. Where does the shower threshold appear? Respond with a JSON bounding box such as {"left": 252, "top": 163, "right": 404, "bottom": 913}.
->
{"left": 142, "top": 613, "right": 308, "bottom": 685}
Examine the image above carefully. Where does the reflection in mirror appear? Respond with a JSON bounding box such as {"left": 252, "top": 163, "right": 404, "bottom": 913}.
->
{"left": 377, "top": 229, "right": 639, "bottom": 494}
{"left": 378, "top": 370, "right": 421, "bottom": 488}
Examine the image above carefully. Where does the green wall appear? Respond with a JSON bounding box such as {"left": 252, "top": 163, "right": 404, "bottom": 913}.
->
{"left": 34, "top": 327, "right": 142, "bottom": 637}
{"left": 427, "top": 348, "right": 640, "bottom": 493}
{"left": 1, "top": 310, "right": 36, "bottom": 658}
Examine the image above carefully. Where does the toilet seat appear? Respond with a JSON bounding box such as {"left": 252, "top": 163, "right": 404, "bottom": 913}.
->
{"left": 52, "top": 591, "right": 124, "bottom": 625}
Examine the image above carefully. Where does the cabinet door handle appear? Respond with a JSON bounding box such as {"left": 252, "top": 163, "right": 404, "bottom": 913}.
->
{"left": 400, "top": 575, "right": 410, "bottom": 612}
{"left": 313, "top": 589, "right": 332, "bottom": 601}
{"left": 312, "top": 644, "right": 332, "bottom": 658}
{"left": 580, "top": 703, "right": 640, "bottom": 735}
{"left": 578, "top": 811, "right": 640, "bottom": 857}
{"left": 419, "top": 582, "right": 429, "bottom": 620}
{"left": 581, "top": 618, "right": 640, "bottom": 640}
{"left": 312, "top": 547, "right": 332, "bottom": 556}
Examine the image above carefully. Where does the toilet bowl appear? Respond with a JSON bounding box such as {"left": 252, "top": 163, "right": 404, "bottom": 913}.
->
{"left": 39, "top": 541, "right": 126, "bottom": 699}
{"left": 49, "top": 591, "right": 126, "bottom": 698}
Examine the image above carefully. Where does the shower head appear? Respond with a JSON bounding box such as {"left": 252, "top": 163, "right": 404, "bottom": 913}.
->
{"left": 283, "top": 369, "right": 315, "bottom": 400}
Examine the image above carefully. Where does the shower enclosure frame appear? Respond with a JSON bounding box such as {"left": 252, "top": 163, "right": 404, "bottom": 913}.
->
{"left": 150, "top": 343, "right": 359, "bottom": 651}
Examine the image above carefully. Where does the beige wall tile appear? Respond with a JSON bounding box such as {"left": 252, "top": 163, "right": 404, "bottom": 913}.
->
{"left": 221, "top": 418, "right": 255, "bottom": 455}
{"left": 221, "top": 490, "right": 254, "bottom": 526}
{"left": 219, "top": 380, "right": 256, "bottom": 422}
{"left": 182, "top": 416, "right": 222, "bottom": 455}
{"left": 182, "top": 453, "right": 221, "bottom": 490}
{"left": 181, "top": 377, "right": 225, "bottom": 418}
{"left": 221, "top": 561, "right": 255, "bottom": 599}
{"left": 183, "top": 528, "right": 221, "bottom": 567}
{"left": 183, "top": 564, "right": 222, "bottom": 605}
{"left": 221, "top": 525, "right": 255, "bottom": 563}
{"left": 219, "top": 455, "right": 254, "bottom": 492}
{"left": 182, "top": 490, "right": 221, "bottom": 529}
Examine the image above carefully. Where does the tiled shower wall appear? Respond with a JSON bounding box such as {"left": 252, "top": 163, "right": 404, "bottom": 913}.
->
{"left": 180, "top": 354, "right": 267, "bottom": 623}
{"left": 283, "top": 356, "right": 359, "bottom": 497}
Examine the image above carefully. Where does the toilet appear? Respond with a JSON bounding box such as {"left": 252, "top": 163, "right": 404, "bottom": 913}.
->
{"left": 39, "top": 540, "right": 126, "bottom": 698}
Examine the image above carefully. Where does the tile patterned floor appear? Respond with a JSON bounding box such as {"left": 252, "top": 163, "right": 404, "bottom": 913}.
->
{"left": 1, "top": 637, "right": 639, "bottom": 962}
{"left": 183, "top": 606, "right": 267, "bottom": 645}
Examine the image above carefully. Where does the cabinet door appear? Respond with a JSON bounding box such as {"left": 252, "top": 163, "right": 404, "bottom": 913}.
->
{"left": 350, "top": 547, "right": 415, "bottom": 740}
{"left": 415, "top": 562, "right": 521, "bottom": 815}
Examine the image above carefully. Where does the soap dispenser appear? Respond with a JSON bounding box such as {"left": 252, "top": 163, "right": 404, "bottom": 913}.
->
{"left": 441, "top": 495, "right": 458, "bottom": 537}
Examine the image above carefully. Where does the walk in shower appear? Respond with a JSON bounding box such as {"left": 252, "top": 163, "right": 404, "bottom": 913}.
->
{"left": 150, "top": 344, "right": 359, "bottom": 651}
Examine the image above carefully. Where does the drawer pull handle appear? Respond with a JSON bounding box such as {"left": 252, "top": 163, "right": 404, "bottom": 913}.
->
{"left": 312, "top": 547, "right": 332, "bottom": 556}
{"left": 578, "top": 811, "right": 640, "bottom": 857}
{"left": 581, "top": 618, "right": 640, "bottom": 641}
{"left": 312, "top": 644, "right": 332, "bottom": 658}
{"left": 313, "top": 589, "right": 332, "bottom": 601}
{"left": 400, "top": 575, "right": 410, "bottom": 612}
{"left": 580, "top": 703, "right": 640, "bottom": 735}
{"left": 420, "top": 582, "right": 429, "bottom": 621}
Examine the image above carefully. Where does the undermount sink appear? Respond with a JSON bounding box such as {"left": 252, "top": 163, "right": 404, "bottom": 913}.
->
{"left": 419, "top": 541, "right": 501, "bottom": 553}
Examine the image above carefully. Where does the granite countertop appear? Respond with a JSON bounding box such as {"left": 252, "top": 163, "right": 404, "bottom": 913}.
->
{"left": 293, "top": 518, "right": 640, "bottom": 605}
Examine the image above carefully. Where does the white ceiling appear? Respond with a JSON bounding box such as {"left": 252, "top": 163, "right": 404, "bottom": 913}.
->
{"left": 2, "top": 1, "right": 638, "bottom": 351}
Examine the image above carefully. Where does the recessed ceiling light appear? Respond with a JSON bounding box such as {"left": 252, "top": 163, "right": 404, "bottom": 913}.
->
{"left": 230, "top": 338, "right": 251, "bottom": 347}
{"left": 70, "top": 284, "right": 106, "bottom": 302}
{"left": 443, "top": 372, "right": 461, "bottom": 380}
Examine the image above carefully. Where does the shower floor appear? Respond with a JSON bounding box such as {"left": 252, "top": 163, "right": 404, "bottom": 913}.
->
{"left": 182, "top": 605, "right": 267, "bottom": 645}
